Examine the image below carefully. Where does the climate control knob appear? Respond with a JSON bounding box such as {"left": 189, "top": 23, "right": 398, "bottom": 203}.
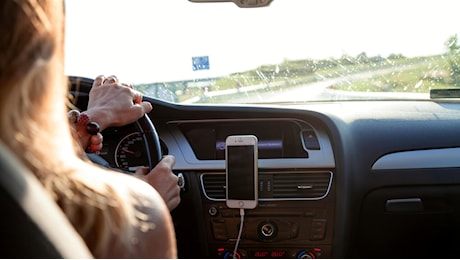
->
{"left": 223, "top": 250, "right": 241, "bottom": 259}
{"left": 297, "top": 250, "right": 316, "bottom": 259}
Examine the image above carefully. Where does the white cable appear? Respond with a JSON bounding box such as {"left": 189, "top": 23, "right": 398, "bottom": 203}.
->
{"left": 233, "top": 208, "right": 245, "bottom": 259}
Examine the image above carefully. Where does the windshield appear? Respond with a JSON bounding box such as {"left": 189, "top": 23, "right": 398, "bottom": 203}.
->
{"left": 64, "top": 0, "right": 460, "bottom": 104}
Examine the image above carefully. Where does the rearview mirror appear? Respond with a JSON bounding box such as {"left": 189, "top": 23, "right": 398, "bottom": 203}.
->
{"left": 188, "top": 0, "right": 272, "bottom": 8}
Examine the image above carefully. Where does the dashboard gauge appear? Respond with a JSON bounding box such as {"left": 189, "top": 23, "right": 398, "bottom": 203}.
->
{"left": 115, "top": 132, "right": 148, "bottom": 172}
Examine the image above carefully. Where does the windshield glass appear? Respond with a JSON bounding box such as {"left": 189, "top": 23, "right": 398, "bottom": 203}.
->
{"left": 64, "top": 0, "right": 460, "bottom": 104}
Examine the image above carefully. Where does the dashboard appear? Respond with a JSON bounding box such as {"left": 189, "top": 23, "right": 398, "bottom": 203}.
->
{"left": 96, "top": 94, "right": 460, "bottom": 258}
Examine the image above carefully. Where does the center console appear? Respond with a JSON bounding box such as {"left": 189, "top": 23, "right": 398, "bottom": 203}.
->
{"left": 166, "top": 118, "right": 336, "bottom": 258}
{"left": 201, "top": 170, "right": 335, "bottom": 259}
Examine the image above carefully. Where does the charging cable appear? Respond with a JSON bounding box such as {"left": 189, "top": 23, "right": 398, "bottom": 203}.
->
{"left": 233, "top": 208, "right": 245, "bottom": 259}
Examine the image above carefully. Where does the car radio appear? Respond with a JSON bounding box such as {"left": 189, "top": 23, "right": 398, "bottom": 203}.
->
{"left": 201, "top": 171, "right": 336, "bottom": 259}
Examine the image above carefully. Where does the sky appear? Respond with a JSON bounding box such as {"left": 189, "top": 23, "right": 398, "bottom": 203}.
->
{"left": 64, "top": 0, "right": 460, "bottom": 84}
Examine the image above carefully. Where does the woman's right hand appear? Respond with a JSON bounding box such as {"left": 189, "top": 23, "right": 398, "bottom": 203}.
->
{"left": 135, "top": 155, "right": 181, "bottom": 211}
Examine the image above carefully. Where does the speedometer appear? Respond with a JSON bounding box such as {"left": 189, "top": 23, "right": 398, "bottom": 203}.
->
{"left": 115, "top": 132, "right": 148, "bottom": 172}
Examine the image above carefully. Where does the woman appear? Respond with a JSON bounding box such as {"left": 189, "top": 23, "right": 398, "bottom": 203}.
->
{"left": 0, "top": 0, "right": 178, "bottom": 258}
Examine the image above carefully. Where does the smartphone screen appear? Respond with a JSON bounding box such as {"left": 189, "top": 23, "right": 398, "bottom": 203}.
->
{"left": 226, "top": 135, "right": 258, "bottom": 209}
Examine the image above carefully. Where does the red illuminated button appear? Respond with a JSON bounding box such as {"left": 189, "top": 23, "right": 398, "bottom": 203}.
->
{"left": 271, "top": 250, "right": 287, "bottom": 258}
{"left": 254, "top": 251, "right": 269, "bottom": 258}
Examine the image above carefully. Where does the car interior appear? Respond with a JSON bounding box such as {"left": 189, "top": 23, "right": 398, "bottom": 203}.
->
{"left": 2, "top": 0, "right": 460, "bottom": 258}
{"left": 67, "top": 75, "right": 460, "bottom": 258}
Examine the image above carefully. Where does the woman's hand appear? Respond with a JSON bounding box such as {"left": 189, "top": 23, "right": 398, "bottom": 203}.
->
{"left": 85, "top": 75, "right": 153, "bottom": 131}
{"left": 135, "top": 155, "right": 181, "bottom": 211}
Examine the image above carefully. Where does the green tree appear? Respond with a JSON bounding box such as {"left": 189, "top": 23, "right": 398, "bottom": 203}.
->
{"left": 445, "top": 34, "right": 460, "bottom": 86}
{"left": 445, "top": 34, "right": 460, "bottom": 53}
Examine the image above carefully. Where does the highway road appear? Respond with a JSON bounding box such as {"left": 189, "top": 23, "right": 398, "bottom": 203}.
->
{"left": 182, "top": 62, "right": 429, "bottom": 104}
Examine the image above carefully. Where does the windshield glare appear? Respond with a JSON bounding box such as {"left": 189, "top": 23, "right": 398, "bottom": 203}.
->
{"left": 64, "top": 0, "right": 460, "bottom": 104}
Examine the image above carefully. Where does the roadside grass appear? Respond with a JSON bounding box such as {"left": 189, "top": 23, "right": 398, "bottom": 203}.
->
{"left": 178, "top": 55, "right": 458, "bottom": 103}
{"left": 333, "top": 57, "right": 454, "bottom": 93}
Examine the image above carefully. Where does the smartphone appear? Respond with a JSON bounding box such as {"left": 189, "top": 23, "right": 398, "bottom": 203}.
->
{"left": 225, "top": 135, "right": 258, "bottom": 209}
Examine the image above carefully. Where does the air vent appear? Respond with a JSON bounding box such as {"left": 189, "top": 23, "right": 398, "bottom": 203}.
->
{"left": 200, "top": 171, "right": 332, "bottom": 201}
{"left": 201, "top": 173, "right": 226, "bottom": 200}
{"left": 271, "top": 172, "right": 331, "bottom": 199}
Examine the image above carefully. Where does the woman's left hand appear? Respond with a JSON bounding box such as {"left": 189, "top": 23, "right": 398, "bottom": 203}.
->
{"left": 85, "top": 75, "right": 153, "bottom": 131}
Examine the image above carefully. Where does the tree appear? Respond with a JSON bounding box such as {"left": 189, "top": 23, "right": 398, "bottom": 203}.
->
{"left": 356, "top": 52, "right": 369, "bottom": 64}
{"left": 445, "top": 34, "right": 460, "bottom": 53}
{"left": 445, "top": 34, "right": 460, "bottom": 86}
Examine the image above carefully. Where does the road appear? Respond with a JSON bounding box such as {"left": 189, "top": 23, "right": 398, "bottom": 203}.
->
{"left": 182, "top": 62, "right": 429, "bottom": 104}
{"left": 261, "top": 64, "right": 429, "bottom": 102}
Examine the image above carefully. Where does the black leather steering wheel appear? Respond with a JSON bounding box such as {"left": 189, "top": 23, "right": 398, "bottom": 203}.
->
{"left": 68, "top": 76, "right": 162, "bottom": 171}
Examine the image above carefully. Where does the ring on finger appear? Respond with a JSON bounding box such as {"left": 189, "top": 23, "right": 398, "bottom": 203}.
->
{"left": 107, "top": 75, "right": 118, "bottom": 81}
{"left": 177, "top": 173, "right": 185, "bottom": 190}
{"left": 103, "top": 75, "right": 118, "bottom": 84}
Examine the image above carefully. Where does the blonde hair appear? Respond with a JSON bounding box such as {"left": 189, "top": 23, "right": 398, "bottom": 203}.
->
{"left": 0, "top": 1, "right": 144, "bottom": 257}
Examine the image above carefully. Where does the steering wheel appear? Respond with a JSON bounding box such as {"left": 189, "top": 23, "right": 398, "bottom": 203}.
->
{"left": 68, "top": 76, "right": 162, "bottom": 171}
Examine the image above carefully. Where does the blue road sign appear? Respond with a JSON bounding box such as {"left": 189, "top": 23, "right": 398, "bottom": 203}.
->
{"left": 192, "top": 56, "right": 210, "bottom": 71}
